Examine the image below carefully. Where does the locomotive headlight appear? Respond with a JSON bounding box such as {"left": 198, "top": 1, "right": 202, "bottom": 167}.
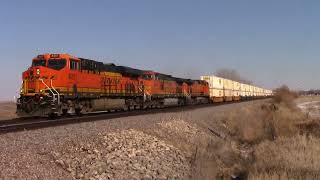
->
{"left": 36, "top": 69, "right": 40, "bottom": 75}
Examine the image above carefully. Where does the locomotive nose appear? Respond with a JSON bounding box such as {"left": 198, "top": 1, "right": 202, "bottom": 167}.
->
{"left": 28, "top": 66, "right": 48, "bottom": 77}
{"left": 21, "top": 66, "right": 51, "bottom": 95}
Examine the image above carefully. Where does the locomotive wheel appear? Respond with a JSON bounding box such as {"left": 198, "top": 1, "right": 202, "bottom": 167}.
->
{"left": 62, "top": 109, "right": 68, "bottom": 116}
{"left": 75, "top": 108, "right": 82, "bottom": 116}
{"left": 48, "top": 113, "right": 58, "bottom": 119}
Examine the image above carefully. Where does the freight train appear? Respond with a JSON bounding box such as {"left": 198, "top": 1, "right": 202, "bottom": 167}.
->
{"left": 17, "top": 53, "right": 272, "bottom": 117}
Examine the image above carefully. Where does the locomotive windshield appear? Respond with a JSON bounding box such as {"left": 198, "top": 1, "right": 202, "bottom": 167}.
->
{"left": 48, "top": 59, "right": 66, "bottom": 70}
{"left": 32, "top": 59, "right": 46, "bottom": 67}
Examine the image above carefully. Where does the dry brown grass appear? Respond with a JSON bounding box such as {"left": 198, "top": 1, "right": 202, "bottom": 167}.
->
{"left": 223, "top": 102, "right": 303, "bottom": 144}
{"left": 250, "top": 135, "right": 320, "bottom": 179}
{"left": 246, "top": 90, "right": 320, "bottom": 179}
{"left": 249, "top": 172, "right": 292, "bottom": 180}
{"left": 296, "top": 119, "right": 320, "bottom": 137}
{"left": 272, "top": 103, "right": 305, "bottom": 137}
{"left": 224, "top": 105, "right": 273, "bottom": 144}
{"left": 215, "top": 86, "right": 320, "bottom": 179}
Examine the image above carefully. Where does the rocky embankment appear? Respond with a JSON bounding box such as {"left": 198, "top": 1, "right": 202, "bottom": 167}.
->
{"left": 52, "top": 129, "right": 190, "bottom": 180}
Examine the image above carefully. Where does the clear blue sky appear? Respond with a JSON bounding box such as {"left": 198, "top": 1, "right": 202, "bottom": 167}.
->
{"left": 0, "top": 0, "right": 319, "bottom": 100}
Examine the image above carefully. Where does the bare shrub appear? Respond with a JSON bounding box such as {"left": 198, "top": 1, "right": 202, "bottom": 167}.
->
{"left": 214, "top": 140, "right": 252, "bottom": 180}
{"left": 224, "top": 105, "right": 274, "bottom": 144}
{"left": 272, "top": 104, "right": 303, "bottom": 137}
{"left": 296, "top": 119, "right": 320, "bottom": 137}
{"left": 273, "top": 85, "right": 299, "bottom": 107}
{"left": 224, "top": 101, "right": 304, "bottom": 145}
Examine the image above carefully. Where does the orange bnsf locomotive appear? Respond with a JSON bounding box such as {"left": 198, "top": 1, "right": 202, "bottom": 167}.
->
{"left": 17, "top": 54, "right": 209, "bottom": 117}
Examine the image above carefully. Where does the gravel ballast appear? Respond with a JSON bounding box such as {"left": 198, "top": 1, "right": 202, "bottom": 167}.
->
{"left": 52, "top": 129, "right": 190, "bottom": 180}
{"left": 0, "top": 100, "right": 266, "bottom": 179}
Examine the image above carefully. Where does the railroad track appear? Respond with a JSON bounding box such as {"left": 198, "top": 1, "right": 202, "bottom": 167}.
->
{"left": 0, "top": 99, "right": 269, "bottom": 134}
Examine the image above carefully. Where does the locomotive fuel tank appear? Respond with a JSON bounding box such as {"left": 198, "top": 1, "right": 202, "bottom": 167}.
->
{"left": 91, "top": 98, "right": 126, "bottom": 111}
{"left": 163, "top": 98, "right": 179, "bottom": 106}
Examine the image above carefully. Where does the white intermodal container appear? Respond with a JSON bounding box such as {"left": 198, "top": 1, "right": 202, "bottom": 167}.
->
{"left": 261, "top": 88, "right": 264, "bottom": 96}
{"left": 240, "top": 83, "right": 250, "bottom": 97}
{"left": 260, "top": 88, "right": 264, "bottom": 96}
{"left": 223, "top": 78, "right": 234, "bottom": 101}
{"left": 256, "top": 87, "right": 260, "bottom": 96}
{"left": 201, "top": 75, "right": 272, "bottom": 101}
{"left": 253, "top": 86, "right": 258, "bottom": 96}
{"left": 200, "top": 75, "right": 224, "bottom": 102}
{"left": 240, "top": 83, "right": 246, "bottom": 97}
{"left": 249, "top": 85, "right": 255, "bottom": 96}
{"left": 233, "top": 81, "right": 241, "bottom": 100}
{"left": 247, "top": 84, "right": 252, "bottom": 97}
{"left": 266, "top": 89, "right": 271, "bottom": 96}
{"left": 245, "top": 84, "right": 250, "bottom": 97}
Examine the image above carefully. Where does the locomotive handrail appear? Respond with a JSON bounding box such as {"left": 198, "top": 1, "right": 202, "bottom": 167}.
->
{"left": 39, "top": 79, "right": 56, "bottom": 102}
{"left": 50, "top": 79, "right": 60, "bottom": 105}
{"left": 137, "top": 85, "right": 150, "bottom": 102}
{"left": 183, "top": 90, "right": 191, "bottom": 98}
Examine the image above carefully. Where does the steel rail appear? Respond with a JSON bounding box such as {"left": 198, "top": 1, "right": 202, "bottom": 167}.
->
{"left": 0, "top": 98, "right": 270, "bottom": 134}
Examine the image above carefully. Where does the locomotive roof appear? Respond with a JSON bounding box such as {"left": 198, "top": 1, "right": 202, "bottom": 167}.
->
{"left": 78, "top": 58, "right": 145, "bottom": 77}
{"left": 103, "top": 63, "right": 145, "bottom": 77}
{"left": 78, "top": 57, "right": 201, "bottom": 83}
{"left": 113, "top": 65, "right": 145, "bottom": 77}
{"left": 154, "top": 72, "right": 193, "bottom": 84}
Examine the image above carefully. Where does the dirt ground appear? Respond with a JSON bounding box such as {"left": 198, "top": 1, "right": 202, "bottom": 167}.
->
{"left": 0, "top": 101, "right": 17, "bottom": 120}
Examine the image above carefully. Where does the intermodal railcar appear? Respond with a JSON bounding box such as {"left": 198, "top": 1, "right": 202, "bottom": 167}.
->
{"left": 200, "top": 75, "right": 273, "bottom": 102}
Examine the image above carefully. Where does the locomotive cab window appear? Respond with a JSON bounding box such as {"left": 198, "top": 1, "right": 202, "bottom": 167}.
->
{"left": 32, "top": 59, "right": 46, "bottom": 67}
{"left": 142, "top": 74, "right": 153, "bottom": 80}
{"left": 48, "top": 59, "right": 66, "bottom": 70}
{"left": 70, "top": 59, "right": 79, "bottom": 71}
